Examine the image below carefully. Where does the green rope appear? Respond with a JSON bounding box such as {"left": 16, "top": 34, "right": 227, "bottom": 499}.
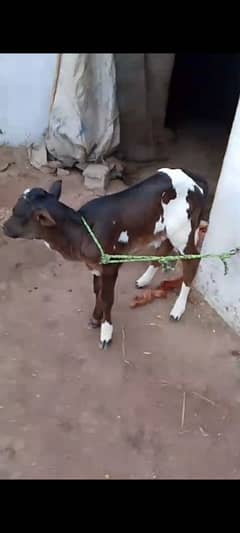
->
{"left": 81, "top": 216, "right": 240, "bottom": 276}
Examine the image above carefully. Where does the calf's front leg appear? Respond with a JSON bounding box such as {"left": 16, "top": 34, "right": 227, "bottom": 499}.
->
{"left": 99, "top": 266, "right": 119, "bottom": 349}
{"left": 89, "top": 274, "right": 103, "bottom": 328}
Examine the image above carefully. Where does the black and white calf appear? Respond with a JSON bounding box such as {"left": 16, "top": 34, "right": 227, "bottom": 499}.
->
{"left": 3, "top": 168, "right": 208, "bottom": 348}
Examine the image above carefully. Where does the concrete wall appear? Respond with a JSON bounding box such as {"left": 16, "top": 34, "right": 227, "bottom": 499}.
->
{"left": 196, "top": 97, "right": 240, "bottom": 334}
{"left": 146, "top": 54, "right": 175, "bottom": 141}
{"left": 0, "top": 54, "right": 58, "bottom": 146}
{"left": 0, "top": 53, "right": 174, "bottom": 155}
{"left": 115, "top": 53, "right": 175, "bottom": 160}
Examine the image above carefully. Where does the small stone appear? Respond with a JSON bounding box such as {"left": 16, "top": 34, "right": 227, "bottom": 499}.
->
{"left": 83, "top": 164, "right": 110, "bottom": 192}
{"left": 144, "top": 351, "right": 152, "bottom": 356}
{"left": 15, "top": 262, "right": 23, "bottom": 269}
{"left": 104, "top": 474, "right": 110, "bottom": 479}
{"left": 231, "top": 349, "right": 240, "bottom": 358}
{"left": 28, "top": 143, "right": 47, "bottom": 169}
{"left": 57, "top": 168, "right": 70, "bottom": 177}
{"left": 106, "top": 156, "right": 125, "bottom": 178}
{"left": 199, "top": 426, "right": 208, "bottom": 437}
{"left": 48, "top": 160, "right": 62, "bottom": 169}
{"left": 40, "top": 166, "right": 56, "bottom": 175}
{"left": 0, "top": 162, "right": 10, "bottom": 172}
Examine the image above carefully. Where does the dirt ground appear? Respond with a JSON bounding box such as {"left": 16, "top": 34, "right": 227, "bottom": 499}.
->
{"left": 1, "top": 141, "right": 240, "bottom": 480}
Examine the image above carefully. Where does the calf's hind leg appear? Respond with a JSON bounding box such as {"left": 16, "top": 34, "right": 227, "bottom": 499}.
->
{"left": 136, "top": 239, "right": 173, "bottom": 288}
{"left": 169, "top": 240, "right": 200, "bottom": 321}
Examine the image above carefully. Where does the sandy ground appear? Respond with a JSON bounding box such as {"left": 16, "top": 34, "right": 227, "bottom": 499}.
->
{"left": 0, "top": 140, "right": 240, "bottom": 479}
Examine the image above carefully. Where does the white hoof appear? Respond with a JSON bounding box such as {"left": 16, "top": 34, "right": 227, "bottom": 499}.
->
{"left": 169, "top": 303, "right": 186, "bottom": 321}
{"left": 136, "top": 265, "right": 158, "bottom": 288}
{"left": 169, "top": 282, "right": 190, "bottom": 321}
{"left": 100, "top": 321, "right": 113, "bottom": 349}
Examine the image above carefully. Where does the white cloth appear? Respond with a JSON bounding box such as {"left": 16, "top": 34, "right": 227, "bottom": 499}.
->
{"left": 45, "top": 54, "right": 120, "bottom": 167}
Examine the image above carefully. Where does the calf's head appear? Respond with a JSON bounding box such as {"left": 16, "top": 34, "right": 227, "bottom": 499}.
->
{"left": 3, "top": 180, "right": 63, "bottom": 240}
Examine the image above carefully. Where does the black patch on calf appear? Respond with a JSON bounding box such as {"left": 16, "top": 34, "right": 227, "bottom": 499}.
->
{"left": 162, "top": 188, "right": 177, "bottom": 204}
{"left": 186, "top": 186, "right": 205, "bottom": 229}
{"left": 181, "top": 168, "right": 209, "bottom": 200}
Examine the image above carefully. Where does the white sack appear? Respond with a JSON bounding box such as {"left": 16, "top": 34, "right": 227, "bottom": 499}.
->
{"left": 45, "top": 53, "right": 120, "bottom": 167}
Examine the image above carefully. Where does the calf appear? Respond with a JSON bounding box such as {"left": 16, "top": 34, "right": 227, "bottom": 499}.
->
{"left": 3, "top": 168, "right": 208, "bottom": 349}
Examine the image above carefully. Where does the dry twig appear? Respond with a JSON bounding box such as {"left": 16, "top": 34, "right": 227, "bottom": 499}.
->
{"left": 192, "top": 391, "right": 216, "bottom": 406}
{"left": 121, "top": 327, "right": 130, "bottom": 365}
{"left": 181, "top": 391, "right": 186, "bottom": 430}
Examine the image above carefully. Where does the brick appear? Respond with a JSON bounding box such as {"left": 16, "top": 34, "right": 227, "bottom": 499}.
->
{"left": 83, "top": 164, "right": 110, "bottom": 191}
{"left": 57, "top": 168, "right": 70, "bottom": 177}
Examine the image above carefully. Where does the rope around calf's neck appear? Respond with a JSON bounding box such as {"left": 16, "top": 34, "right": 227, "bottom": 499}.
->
{"left": 81, "top": 216, "right": 240, "bottom": 275}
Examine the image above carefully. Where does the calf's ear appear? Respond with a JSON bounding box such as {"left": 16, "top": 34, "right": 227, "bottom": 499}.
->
{"left": 49, "top": 180, "right": 62, "bottom": 200}
{"left": 34, "top": 208, "right": 56, "bottom": 227}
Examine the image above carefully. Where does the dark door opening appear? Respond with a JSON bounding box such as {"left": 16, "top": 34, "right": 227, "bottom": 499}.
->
{"left": 165, "top": 53, "right": 240, "bottom": 131}
{"left": 163, "top": 53, "right": 240, "bottom": 217}
{"left": 115, "top": 54, "right": 240, "bottom": 219}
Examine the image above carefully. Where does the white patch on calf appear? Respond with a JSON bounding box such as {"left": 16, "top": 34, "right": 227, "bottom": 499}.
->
{"left": 23, "top": 188, "right": 31, "bottom": 198}
{"left": 118, "top": 230, "right": 129, "bottom": 244}
{"left": 170, "top": 282, "right": 190, "bottom": 320}
{"left": 158, "top": 168, "right": 203, "bottom": 195}
{"left": 154, "top": 216, "right": 165, "bottom": 235}
{"left": 100, "top": 321, "right": 113, "bottom": 344}
{"left": 157, "top": 168, "right": 201, "bottom": 254}
{"left": 136, "top": 265, "right": 159, "bottom": 288}
{"left": 91, "top": 269, "right": 101, "bottom": 276}
{"left": 164, "top": 199, "right": 192, "bottom": 253}
{"left": 194, "top": 227, "right": 199, "bottom": 247}
{"left": 149, "top": 239, "right": 164, "bottom": 249}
